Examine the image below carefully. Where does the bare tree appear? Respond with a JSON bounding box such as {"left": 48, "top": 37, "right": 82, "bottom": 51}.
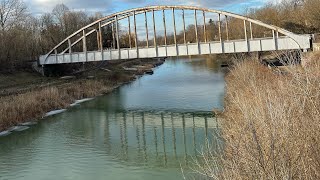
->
{"left": 52, "top": 3, "right": 69, "bottom": 37}
{"left": 52, "top": 3, "right": 69, "bottom": 25}
{"left": 0, "top": 0, "right": 27, "bottom": 31}
{"left": 303, "top": 0, "right": 320, "bottom": 31}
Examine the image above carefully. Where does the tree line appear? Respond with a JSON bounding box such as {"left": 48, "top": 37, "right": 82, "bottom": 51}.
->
{"left": 0, "top": 1, "right": 102, "bottom": 72}
{"left": 0, "top": 0, "right": 319, "bottom": 72}
{"left": 246, "top": 0, "right": 320, "bottom": 34}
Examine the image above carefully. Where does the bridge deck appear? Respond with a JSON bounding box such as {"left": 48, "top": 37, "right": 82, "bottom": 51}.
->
{"left": 39, "top": 36, "right": 306, "bottom": 65}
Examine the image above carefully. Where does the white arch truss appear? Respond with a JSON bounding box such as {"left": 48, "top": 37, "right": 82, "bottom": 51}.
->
{"left": 39, "top": 5, "right": 311, "bottom": 65}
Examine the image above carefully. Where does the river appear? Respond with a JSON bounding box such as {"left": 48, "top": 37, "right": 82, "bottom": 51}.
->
{"left": 0, "top": 57, "right": 226, "bottom": 180}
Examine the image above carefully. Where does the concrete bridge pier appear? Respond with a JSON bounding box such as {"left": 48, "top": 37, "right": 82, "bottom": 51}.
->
{"left": 250, "top": 52, "right": 262, "bottom": 61}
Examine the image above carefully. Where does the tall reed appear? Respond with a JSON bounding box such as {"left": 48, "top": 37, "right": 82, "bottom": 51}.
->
{"left": 196, "top": 52, "right": 320, "bottom": 179}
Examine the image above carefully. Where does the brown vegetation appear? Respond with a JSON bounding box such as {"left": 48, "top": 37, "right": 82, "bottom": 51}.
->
{"left": 246, "top": 0, "right": 320, "bottom": 34}
{"left": 1, "top": 0, "right": 319, "bottom": 73}
{"left": 0, "top": 80, "right": 112, "bottom": 131}
{"left": 0, "top": 58, "right": 164, "bottom": 131}
{"left": 196, "top": 52, "right": 320, "bottom": 179}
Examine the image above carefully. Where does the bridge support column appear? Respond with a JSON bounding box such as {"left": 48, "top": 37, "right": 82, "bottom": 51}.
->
{"left": 244, "top": 20, "right": 250, "bottom": 52}
{"left": 144, "top": 11, "right": 149, "bottom": 48}
{"left": 133, "top": 11, "right": 139, "bottom": 59}
{"left": 163, "top": 9, "right": 168, "bottom": 56}
{"left": 172, "top": 8, "right": 178, "bottom": 56}
{"left": 273, "top": 30, "right": 279, "bottom": 50}
{"left": 218, "top": 14, "right": 223, "bottom": 53}
{"left": 203, "top": 11, "right": 207, "bottom": 43}
{"left": 128, "top": 17, "right": 132, "bottom": 49}
{"left": 152, "top": 10, "right": 158, "bottom": 57}
{"left": 182, "top": 10, "right": 188, "bottom": 55}
{"left": 82, "top": 62, "right": 86, "bottom": 72}
{"left": 41, "top": 65, "right": 45, "bottom": 76}
{"left": 251, "top": 52, "right": 261, "bottom": 61}
{"left": 82, "top": 30, "right": 87, "bottom": 62}
{"left": 225, "top": 15, "right": 229, "bottom": 41}
{"left": 194, "top": 10, "right": 200, "bottom": 54}
{"left": 99, "top": 22, "right": 104, "bottom": 61}
{"left": 115, "top": 15, "right": 121, "bottom": 60}
{"left": 250, "top": 21, "right": 253, "bottom": 40}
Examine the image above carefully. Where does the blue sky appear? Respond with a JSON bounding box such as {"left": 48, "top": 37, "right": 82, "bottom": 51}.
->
{"left": 23, "top": 0, "right": 273, "bottom": 16}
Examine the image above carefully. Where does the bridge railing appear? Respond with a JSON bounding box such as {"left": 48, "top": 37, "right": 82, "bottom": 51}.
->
{"left": 39, "top": 6, "right": 311, "bottom": 65}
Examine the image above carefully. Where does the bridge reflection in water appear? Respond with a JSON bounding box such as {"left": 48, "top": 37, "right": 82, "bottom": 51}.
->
{"left": 87, "top": 110, "right": 222, "bottom": 168}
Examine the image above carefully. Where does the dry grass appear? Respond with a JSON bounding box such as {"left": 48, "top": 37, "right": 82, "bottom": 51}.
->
{"left": 0, "top": 80, "right": 113, "bottom": 131}
{"left": 0, "top": 58, "right": 164, "bottom": 131}
{"left": 196, "top": 52, "right": 320, "bottom": 179}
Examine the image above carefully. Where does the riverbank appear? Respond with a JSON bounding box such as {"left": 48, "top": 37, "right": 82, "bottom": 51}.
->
{"left": 198, "top": 52, "right": 320, "bottom": 179}
{"left": 0, "top": 58, "right": 165, "bottom": 132}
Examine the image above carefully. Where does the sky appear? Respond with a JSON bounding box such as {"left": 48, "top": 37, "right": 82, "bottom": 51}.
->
{"left": 23, "top": 0, "right": 275, "bottom": 16}
{"left": 22, "top": 0, "right": 277, "bottom": 40}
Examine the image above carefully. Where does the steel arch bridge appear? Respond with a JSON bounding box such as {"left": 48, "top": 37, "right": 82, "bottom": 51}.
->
{"left": 39, "top": 5, "right": 311, "bottom": 65}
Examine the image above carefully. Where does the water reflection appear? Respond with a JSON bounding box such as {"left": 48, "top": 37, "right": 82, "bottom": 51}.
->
{"left": 172, "top": 55, "right": 227, "bottom": 73}
{"left": 0, "top": 57, "right": 225, "bottom": 180}
{"left": 60, "top": 110, "right": 221, "bottom": 168}
{"left": 0, "top": 111, "right": 221, "bottom": 179}
{"left": 92, "top": 57, "right": 226, "bottom": 112}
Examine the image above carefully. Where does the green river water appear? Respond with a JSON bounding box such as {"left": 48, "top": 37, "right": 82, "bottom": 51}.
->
{"left": 0, "top": 57, "right": 226, "bottom": 180}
